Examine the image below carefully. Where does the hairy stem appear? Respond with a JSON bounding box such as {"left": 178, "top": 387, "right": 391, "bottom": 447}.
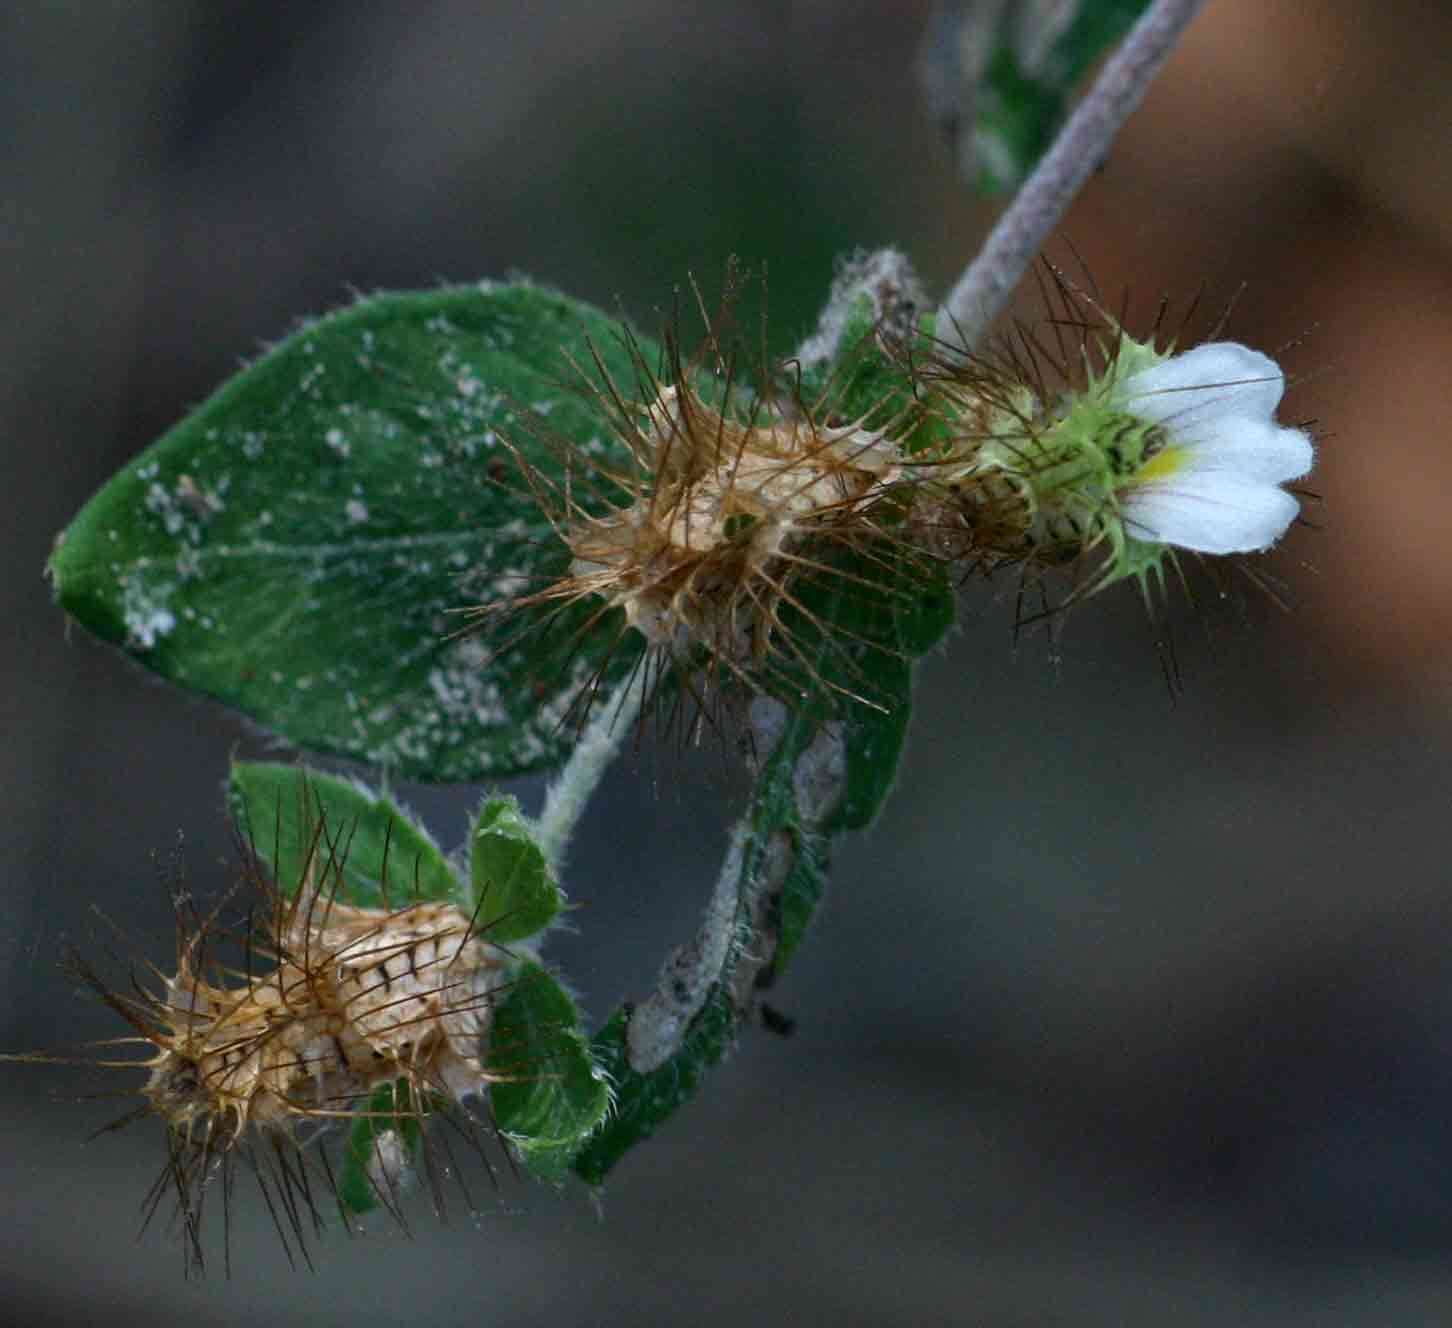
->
{"left": 624, "top": 700, "right": 845, "bottom": 1074}
{"left": 936, "top": 0, "right": 1209, "bottom": 354}
{"left": 534, "top": 678, "right": 645, "bottom": 869}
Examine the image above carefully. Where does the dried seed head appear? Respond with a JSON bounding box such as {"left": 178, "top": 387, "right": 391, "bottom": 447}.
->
{"left": 21, "top": 838, "right": 517, "bottom": 1275}
{"left": 479, "top": 267, "right": 949, "bottom": 730}
{"left": 148, "top": 894, "right": 506, "bottom": 1143}
{"left": 564, "top": 380, "right": 903, "bottom": 673}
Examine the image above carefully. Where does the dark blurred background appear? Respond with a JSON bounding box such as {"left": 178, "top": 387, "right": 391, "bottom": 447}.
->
{"left": 5, "top": 1, "right": 1452, "bottom": 1322}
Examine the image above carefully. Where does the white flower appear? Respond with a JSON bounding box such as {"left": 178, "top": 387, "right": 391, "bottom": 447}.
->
{"left": 1115, "top": 343, "right": 1314, "bottom": 555}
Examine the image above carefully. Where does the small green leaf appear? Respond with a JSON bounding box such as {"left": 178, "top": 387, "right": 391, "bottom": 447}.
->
{"left": 339, "top": 1080, "right": 422, "bottom": 1216}
{"left": 227, "top": 761, "right": 459, "bottom": 908}
{"left": 52, "top": 283, "right": 654, "bottom": 782}
{"left": 920, "top": 0, "right": 1152, "bottom": 193}
{"left": 572, "top": 991, "right": 735, "bottom": 1186}
{"left": 469, "top": 794, "right": 561, "bottom": 943}
{"left": 489, "top": 962, "right": 610, "bottom": 1181}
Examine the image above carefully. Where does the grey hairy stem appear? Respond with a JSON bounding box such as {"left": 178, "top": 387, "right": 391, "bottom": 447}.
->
{"left": 535, "top": 676, "right": 646, "bottom": 871}
{"left": 625, "top": 700, "right": 845, "bottom": 1073}
{"left": 937, "top": 0, "right": 1210, "bottom": 355}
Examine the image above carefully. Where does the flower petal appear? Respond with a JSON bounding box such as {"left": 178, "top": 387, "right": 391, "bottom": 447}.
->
{"left": 1120, "top": 343, "right": 1284, "bottom": 434}
{"left": 1122, "top": 472, "right": 1301, "bottom": 554}
{"left": 1167, "top": 416, "right": 1314, "bottom": 483}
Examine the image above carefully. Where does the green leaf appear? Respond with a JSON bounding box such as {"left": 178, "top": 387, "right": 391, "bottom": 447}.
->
{"left": 772, "top": 832, "right": 826, "bottom": 976}
{"left": 572, "top": 992, "right": 735, "bottom": 1186}
{"left": 826, "top": 557, "right": 953, "bottom": 833}
{"left": 227, "top": 761, "right": 459, "bottom": 908}
{"left": 488, "top": 962, "right": 610, "bottom": 1181}
{"left": 921, "top": 0, "right": 1152, "bottom": 193}
{"left": 339, "top": 1080, "right": 423, "bottom": 1216}
{"left": 469, "top": 794, "right": 561, "bottom": 943}
{"left": 51, "top": 283, "right": 654, "bottom": 782}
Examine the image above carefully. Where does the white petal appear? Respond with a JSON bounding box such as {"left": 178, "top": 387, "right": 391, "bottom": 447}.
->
{"left": 1169, "top": 416, "right": 1314, "bottom": 483}
{"left": 1123, "top": 473, "right": 1301, "bottom": 554}
{"left": 1120, "top": 343, "right": 1284, "bottom": 432}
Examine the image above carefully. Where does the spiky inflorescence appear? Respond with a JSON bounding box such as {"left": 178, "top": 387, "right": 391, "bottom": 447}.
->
{"left": 898, "top": 324, "right": 1168, "bottom": 586}
{"left": 488, "top": 304, "right": 937, "bottom": 725}
{"left": 54, "top": 840, "right": 514, "bottom": 1275}
{"left": 486, "top": 263, "right": 1312, "bottom": 723}
{"left": 567, "top": 383, "right": 907, "bottom": 681}
{"left": 897, "top": 268, "right": 1313, "bottom": 625}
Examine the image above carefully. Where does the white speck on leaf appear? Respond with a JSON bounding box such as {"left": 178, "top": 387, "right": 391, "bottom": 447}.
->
{"left": 122, "top": 581, "right": 177, "bottom": 650}
{"left": 345, "top": 499, "right": 369, "bottom": 524}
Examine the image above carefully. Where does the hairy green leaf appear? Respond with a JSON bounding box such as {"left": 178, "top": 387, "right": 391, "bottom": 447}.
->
{"left": 570, "top": 529, "right": 953, "bottom": 1180}
{"left": 227, "top": 761, "right": 458, "bottom": 908}
{"left": 470, "top": 794, "right": 561, "bottom": 943}
{"left": 572, "top": 993, "right": 735, "bottom": 1186}
{"left": 920, "top": 0, "right": 1152, "bottom": 193}
{"left": 52, "top": 283, "right": 654, "bottom": 781}
{"left": 489, "top": 962, "right": 610, "bottom": 1181}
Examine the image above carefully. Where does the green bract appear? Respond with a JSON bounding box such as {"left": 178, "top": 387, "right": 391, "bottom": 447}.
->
{"left": 488, "top": 962, "right": 613, "bottom": 1182}
{"left": 470, "top": 793, "right": 563, "bottom": 943}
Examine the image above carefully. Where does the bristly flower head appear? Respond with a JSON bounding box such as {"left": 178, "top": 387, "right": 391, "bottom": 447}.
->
{"left": 14, "top": 831, "right": 516, "bottom": 1275}
{"left": 908, "top": 280, "right": 1315, "bottom": 602}
{"left": 563, "top": 379, "right": 903, "bottom": 678}
{"left": 488, "top": 265, "right": 941, "bottom": 723}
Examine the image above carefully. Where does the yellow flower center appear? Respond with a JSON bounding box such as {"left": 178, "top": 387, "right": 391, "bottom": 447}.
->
{"left": 1132, "top": 445, "right": 1190, "bottom": 486}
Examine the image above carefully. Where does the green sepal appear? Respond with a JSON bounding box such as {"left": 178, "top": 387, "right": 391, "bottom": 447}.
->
{"left": 227, "top": 761, "right": 459, "bottom": 908}
{"left": 51, "top": 283, "right": 654, "bottom": 782}
{"left": 488, "top": 961, "right": 611, "bottom": 1181}
{"left": 469, "top": 794, "right": 562, "bottom": 943}
{"left": 339, "top": 1080, "right": 423, "bottom": 1216}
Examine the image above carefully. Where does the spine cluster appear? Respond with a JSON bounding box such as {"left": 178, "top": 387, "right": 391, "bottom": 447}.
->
{"left": 148, "top": 897, "right": 504, "bottom": 1141}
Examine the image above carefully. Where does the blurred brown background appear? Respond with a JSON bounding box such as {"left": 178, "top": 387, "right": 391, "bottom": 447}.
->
{"left": 4, "top": 1, "right": 1452, "bottom": 1323}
